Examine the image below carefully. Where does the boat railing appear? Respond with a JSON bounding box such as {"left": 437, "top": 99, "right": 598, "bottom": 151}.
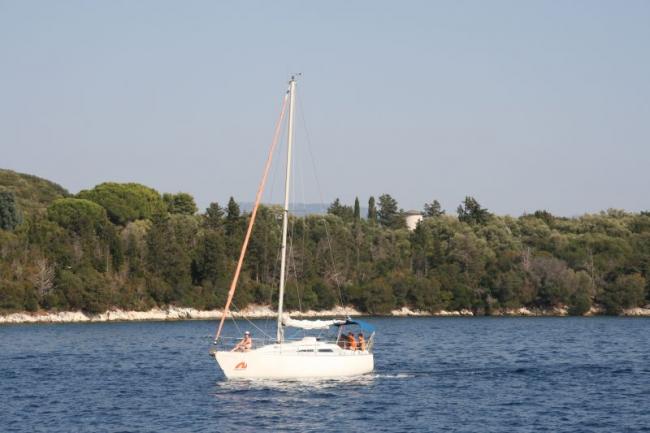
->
{"left": 212, "top": 334, "right": 374, "bottom": 354}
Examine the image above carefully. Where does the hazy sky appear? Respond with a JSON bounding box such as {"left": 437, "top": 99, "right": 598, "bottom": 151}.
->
{"left": 1, "top": 1, "right": 649, "bottom": 216}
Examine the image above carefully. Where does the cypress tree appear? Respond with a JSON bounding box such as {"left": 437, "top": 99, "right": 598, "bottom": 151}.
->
{"left": 367, "top": 196, "right": 377, "bottom": 222}
{"left": 354, "top": 197, "right": 360, "bottom": 220}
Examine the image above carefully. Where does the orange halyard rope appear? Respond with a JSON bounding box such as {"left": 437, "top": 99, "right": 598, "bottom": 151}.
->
{"left": 214, "top": 91, "right": 289, "bottom": 342}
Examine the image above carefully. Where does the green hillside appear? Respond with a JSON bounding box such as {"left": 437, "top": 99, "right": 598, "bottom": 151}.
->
{"left": 0, "top": 169, "right": 648, "bottom": 316}
{"left": 0, "top": 169, "right": 69, "bottom": 215}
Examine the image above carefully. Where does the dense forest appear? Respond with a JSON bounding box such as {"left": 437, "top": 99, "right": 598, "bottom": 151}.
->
{"left": 1, "top": 169, "right": 649, "bottom": 316}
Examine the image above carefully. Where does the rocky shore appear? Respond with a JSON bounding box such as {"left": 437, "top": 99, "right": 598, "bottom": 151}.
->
{"left": 1, "top": 304, "right": 649, "bottom": 324}
{"left": 389, "top": 305, "right": 650, "bottom": 317}
{"left": 0, "top": 305, "right": 361, "bottom": 324}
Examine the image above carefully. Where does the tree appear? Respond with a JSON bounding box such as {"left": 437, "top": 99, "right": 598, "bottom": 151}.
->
{"left": 145, "top": 215, "right": 193, "bottom": 301}
{"left": 327, "top": 198, "right": 353, "bottom": 221}
{"left": 312, "top": 279, "right": 337, "bottom": 310}
{"left": 354, "top": 197, "right": 361, "bottom": 221}
{"left": 410, "top": 221, "right": 431, "bottom": 276}
{"left": 123, "top": 220, "right": 149, "bottom": 277}
{"left": 204, "top": 202, "right": 224, "bottom": 229}
{"left": 78, "top": 182, "right": 165, "bottom": 225}
{"left": 367, "top": 196, "right": 377, "bottom": 222}
{"left": 53, "top": 266, "right": 112, "bottom": 313}
{"left": 193, "top": 230, "right": 227, "bottom": 286}
{"left": 225, "top": 197, "right": 241, "bottom": 236}
{"left": 163, "top": 192, "right": 197, "bottom": 215}
{"left": 533, "top": 210, "right": 555, "bottom": 225}
{"left": 529, "top": 256, "right": 574, "bottom": 307}
{"left": 31, "top": 258, "right": 55, "bottom": 299}
{"left": 246, "top": 205, "right": 282, "bottom": 284}
{"left": 225, "top": 197, "right": 243, "bottom": 259}
{"left": 568, "top": 271, "right": 593, "bottom": 316}
{"left": 0, "top": 191, "right": 20, "bottom": 231}
{"left": 377, "top": 194, "right": 403, "bottom": 229}
{"left": 9, "top": 168, "right": 650, "bottom": 317}
{"left": 457, "top": 196, "right": 491, "bottom": 225}
{"left": 601, "top": 273, "right": 646, "bottom": 313}
{"left": 424, "top": 200, "right": 444, "bottom": 218}
{"left": 47, "top": 198, "right": 109, "bottom": 235}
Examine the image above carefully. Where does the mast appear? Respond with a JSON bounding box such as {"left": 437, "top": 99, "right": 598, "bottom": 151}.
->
{"left": 213, "top": 88, "right": 289, "bottom": 343}
{"left": 277, "top": 76, "right": 297, "bottom": 343}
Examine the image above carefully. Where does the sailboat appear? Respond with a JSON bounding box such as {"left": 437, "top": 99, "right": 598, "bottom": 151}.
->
{"left": 211, "top": 76, "right": 375, "bottom": 379}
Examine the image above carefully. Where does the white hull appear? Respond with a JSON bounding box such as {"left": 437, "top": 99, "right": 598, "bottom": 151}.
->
{"left": 214, "top": 337, "right": 374, "bottom": 379}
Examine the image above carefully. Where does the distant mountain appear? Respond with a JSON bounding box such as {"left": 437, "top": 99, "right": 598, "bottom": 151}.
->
{"left": 0, "top": 169, "right": 69, "bottom": 215}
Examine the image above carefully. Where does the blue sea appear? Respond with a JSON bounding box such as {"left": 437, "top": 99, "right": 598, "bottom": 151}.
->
{"left": 1, "top": 317, "right": 649, "bottom": 432}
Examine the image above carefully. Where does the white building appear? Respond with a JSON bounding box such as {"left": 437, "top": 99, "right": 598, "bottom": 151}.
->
{"left": 404, "top": 210, "right": 423, "bottom": 231}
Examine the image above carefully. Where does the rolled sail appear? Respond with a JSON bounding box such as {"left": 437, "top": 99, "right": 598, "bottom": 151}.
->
{"left": 282, "top": 315, "right": 345, "bottom": 330}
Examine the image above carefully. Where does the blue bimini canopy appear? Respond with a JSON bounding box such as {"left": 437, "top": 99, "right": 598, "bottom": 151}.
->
{"left": 334, "top": 319, "right": 375, "bottom": 334}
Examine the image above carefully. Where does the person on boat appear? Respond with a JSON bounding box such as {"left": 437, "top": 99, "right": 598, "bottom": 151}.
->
{"left": 346, "top": 332, "right": 357, "bottom": 351}
{"left": 357, "top": 333, "right": 366, "bottom": 351}
{"left": 232, "top": 331, "right": 253, "bottom": 352}
{"left": 337, "top": 333, "right": 347, "bottom": 349}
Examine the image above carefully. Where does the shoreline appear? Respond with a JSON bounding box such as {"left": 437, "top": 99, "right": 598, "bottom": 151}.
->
{"left": 1, "top": 304, "right": 649, "bottom": 324}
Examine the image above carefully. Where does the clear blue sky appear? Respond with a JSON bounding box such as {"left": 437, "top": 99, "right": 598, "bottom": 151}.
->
{"left": 1, "top": 1, "right": 649, "bottom": 216}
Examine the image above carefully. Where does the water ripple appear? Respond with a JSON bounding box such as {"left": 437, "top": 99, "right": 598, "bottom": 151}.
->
{"left": 1, "top": 317, "right": 649, "bottom": 432}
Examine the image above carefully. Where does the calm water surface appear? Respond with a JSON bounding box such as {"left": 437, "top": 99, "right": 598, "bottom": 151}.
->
{"left": 1, "top": 317, "right": 649, "bottom": 432}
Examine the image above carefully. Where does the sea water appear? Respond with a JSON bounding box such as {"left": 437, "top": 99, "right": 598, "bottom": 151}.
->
{"left": 1, "top": 317, "right": 649, "bottom": 432}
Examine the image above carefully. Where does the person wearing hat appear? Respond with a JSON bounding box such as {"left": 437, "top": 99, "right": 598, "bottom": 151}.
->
{"left": 232, "top": 331, "right": 253, "bottom": 352}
